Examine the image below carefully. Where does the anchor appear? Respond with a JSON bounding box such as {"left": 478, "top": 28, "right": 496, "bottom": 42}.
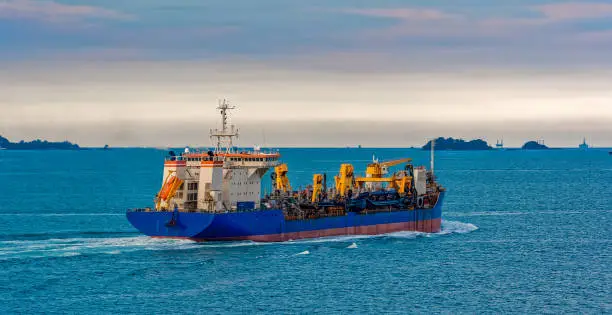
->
{"left": 165, "top": 206, "right": 179, "bottom": 227}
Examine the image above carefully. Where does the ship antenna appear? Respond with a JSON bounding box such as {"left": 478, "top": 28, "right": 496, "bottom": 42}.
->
{"left": 210, "top": 99, "right": 239, "bottom": 153}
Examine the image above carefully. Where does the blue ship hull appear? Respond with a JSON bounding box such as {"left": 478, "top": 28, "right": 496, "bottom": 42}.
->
{"left": 127, "top": 192, "right": 444, "bottom": 242}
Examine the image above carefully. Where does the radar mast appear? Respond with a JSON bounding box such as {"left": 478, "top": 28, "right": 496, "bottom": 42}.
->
{"left": 210, "top": 99, "right": 239, "bottom": 153}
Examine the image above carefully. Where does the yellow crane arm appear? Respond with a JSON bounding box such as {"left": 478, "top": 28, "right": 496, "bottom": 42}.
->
{"left": 380, "top": 158, "right": 412, "bottom": 167}
{"left": 355, "top": 177, "right": 394, "bottom": 182}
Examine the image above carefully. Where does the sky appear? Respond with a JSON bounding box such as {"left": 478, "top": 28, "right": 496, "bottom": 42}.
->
{"left": 1, "top": 0, "right": 611, "bottom": 147}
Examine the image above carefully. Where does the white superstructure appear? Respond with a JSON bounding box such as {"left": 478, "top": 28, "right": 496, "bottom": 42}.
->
{"left": 157, "top": 101, "right": 280, "bottom": 212}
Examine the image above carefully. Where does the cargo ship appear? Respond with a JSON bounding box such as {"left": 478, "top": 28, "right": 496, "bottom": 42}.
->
{"left": 127, "top": 100, "right": 445, "bottom": 242}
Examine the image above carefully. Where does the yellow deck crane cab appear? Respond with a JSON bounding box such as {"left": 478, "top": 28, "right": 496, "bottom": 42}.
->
{"left": 334, "top": 164, "right": 355, "bottom": 198}
{"left": 273, "top": 163, "right": 292, "bottom": 193}
{"left": 312, "top": 174, "right": 324, "bottom": 203}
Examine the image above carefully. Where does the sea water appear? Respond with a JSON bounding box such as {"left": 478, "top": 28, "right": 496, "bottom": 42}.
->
{"left": 0, "top": 148, "right": 610, "bottom": 314}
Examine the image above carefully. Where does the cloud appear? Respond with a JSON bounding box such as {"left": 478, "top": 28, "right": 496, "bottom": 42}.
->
{"left": 340, "top": 7, "right": 460, "bottom": 21}
{"left": 535, "top": 2, "right": 612, "bottom": 20}
{"left": 0, "top": 0, "right": 133, "bottom": 22}
{"left": 575, "top": 29, "right": 612, "bottom": 43}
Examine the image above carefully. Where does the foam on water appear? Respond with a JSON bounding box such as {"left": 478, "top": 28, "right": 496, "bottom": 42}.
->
{"left": 0, "top": 236, "right": 199, "bottom": 260}
{"left": 295, "top": 250, "right": 310, "bottom": 256}
{"left": 347, "top": 242, "right": 358, "bottom": 249}
{"left": 383, "top": 230, "right": 425, "bottom": 239}
{"left": 439, "top": 220, "right": 479, "bottom": 234}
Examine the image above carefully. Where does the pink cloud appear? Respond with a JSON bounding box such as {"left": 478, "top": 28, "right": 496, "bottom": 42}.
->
{"left": 574, "top": 29, "right": 612, "bottom": 43}
{"left": 535, "top": 2, "right": 612, "bottom": 20}
{"left": 0, "top": 0, "right": 132, "bottom": 22}
{"left": 340, "top": 7, "right": 460, "bottom": 21}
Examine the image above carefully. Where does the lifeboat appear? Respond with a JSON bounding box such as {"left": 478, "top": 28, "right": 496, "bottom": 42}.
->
{"left": 159, "top": 174, "right": 182, "bottom": 201}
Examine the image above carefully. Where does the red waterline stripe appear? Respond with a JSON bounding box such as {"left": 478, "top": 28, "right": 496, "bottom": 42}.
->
{"left": 152, "top": 218, "right": 442, "bottom": 243}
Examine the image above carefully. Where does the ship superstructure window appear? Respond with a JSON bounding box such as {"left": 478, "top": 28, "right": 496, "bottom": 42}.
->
{"left": 187, "top": 193, "right": 198, "bottom": 201}
{"left": 187, "top": 182, "right": 199, "bottom": 190}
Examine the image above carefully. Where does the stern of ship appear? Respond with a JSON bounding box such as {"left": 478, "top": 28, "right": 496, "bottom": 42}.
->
{"left": 126, "top": 210, "right": 215, "bottom": 239}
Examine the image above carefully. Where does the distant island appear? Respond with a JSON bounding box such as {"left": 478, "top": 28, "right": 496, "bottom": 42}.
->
{"left": 422, "top": 137, "right": 492, "bottom": 150}
{"left": 0, "top": 135, "right": 80, "bottom": 150}
{"left": 522, "top": 141, "right": 549, "bottom": 150}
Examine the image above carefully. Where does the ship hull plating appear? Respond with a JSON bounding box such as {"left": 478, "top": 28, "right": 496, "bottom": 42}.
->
{"left": 127, "top": 192, "right": 444, "bottom": 242}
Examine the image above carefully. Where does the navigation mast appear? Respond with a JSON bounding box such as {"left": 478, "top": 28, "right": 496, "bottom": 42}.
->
{"left": 210, "top": 99, "right": 239, "bottom": 153}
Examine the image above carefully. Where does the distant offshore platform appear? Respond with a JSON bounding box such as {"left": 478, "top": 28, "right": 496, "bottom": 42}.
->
{"left": 495, "top": 139, "right": 504, "bottom": 150}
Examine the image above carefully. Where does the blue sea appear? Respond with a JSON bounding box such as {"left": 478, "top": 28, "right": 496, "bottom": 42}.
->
{"left": 0, "top": 148, "right": 610, "bottom": 314}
